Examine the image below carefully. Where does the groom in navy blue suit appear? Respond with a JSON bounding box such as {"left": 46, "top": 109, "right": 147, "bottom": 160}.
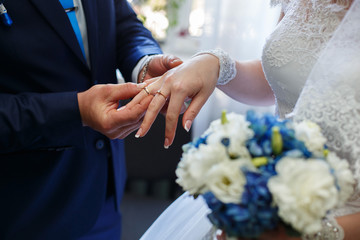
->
{"left": 0, "top": 0, "right": 181, "bottom": 239}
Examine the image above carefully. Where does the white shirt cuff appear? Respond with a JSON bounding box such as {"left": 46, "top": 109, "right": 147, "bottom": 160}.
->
{"left": 132, "top": 55, "right": 151, "bottom": 83}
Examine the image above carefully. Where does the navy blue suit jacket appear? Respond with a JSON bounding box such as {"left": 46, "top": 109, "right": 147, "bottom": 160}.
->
{"left": 0, "top": 0, "right": 162, "bottom": 239}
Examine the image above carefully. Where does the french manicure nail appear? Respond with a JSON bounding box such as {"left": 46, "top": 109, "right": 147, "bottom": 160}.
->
{"left": 184, "top": 120, "right": 192, "bottom": 132}
{"left": 135, "top": 128, "right": 142, "bottom": 138}
{"left": 117, "top": 106, "right": 126, "bottom": 111}
{"left": 171, "top": 59, "right": 182, "bottom": 64}
{"left": 164, "top": 138, "right": 170, "bottom": 149}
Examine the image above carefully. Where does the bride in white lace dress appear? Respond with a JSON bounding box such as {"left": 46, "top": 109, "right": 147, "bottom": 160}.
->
{"left": 128, "top": 0, "right": 360, "bottom": 239}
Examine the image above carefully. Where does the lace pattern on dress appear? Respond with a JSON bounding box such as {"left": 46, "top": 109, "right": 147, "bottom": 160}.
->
{"left": 293, "top": 0, "right": 360, "bottom": 212}
{"left": 265, "top": 0, "right": 346, "bottom": 75}
{"left": 262, "top": 0, "right": 348, "bottom": 117}
{"left": 270, "top": 0, "right": 290, "bottom": 7}
{"left": 271, "top": 0, "right": 352, "bottom": 8}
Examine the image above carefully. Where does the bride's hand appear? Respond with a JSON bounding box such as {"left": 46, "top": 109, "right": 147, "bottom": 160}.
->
{"left": 134, "top": 53, "right": 220, "bottom": 148}
{"left": 123, "top": 76, "right": 161, "bottom": 116}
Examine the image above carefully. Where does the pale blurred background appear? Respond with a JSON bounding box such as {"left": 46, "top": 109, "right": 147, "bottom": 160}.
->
{"left": 128, "top": 0, "right": 280, "bottom": 137}
{"left": 121, "top": 1, "right": 280, "bottom": 239}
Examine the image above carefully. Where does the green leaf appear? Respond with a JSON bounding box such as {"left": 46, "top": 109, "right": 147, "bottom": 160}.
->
{"left": 221, "top": 110, "right": 229, "bottom": 125}
{"left": 271, "top": 126, "right": 283, "bottom": 155}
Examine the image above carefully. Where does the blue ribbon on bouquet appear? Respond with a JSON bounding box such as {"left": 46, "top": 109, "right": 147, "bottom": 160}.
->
{"left": 0, "top": 0, "right": 13, "bottom": 27}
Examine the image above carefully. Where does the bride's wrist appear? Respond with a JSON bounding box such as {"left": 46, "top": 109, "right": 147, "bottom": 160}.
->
{"left": 192, "top": 48, "right": 237, "bottom": 86}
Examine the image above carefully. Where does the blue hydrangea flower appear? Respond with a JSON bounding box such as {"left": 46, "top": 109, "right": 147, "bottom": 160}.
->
{"left": 245, "top": 110, "right": 312, "bottom": 160}
{"left": 182, "top": 134, "right": 209, "bottom": 153}
{"left": 179, "top": 110, "right": 352, "bottom": 238}
{"left": 203, "top": 169, "right": 279, "bottom": 238}
{"left": 193, "top": 135, "right": 208, "bottom": 148}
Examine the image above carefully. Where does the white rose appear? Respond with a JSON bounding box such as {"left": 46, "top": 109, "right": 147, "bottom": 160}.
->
{"left": 294, "top": 120, "right": 327, "bottom": 155}
{"left": 176, "top": 143, "right": 228, "bottom": 195}
{"left": 326, "top": 152, "right": 355, "bottom": 205}
{"left": 268, "top": 157, "right": 338, "bottom": 234}
{"left": 206, "top": 112, "right": 253, "bottom": 158}
{"left": 206, "top": 159, "right": 254, "bottom": 204}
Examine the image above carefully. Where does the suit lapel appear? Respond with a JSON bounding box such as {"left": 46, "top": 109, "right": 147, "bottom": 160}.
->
{"left": 81, "top": 0, "right": 99, "bottom": 82}
{"left": 29, "top": 0, "right": 87, "bottom": 66}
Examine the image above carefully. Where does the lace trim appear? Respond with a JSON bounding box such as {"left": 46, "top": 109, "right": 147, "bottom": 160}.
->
{"left": 193, "top": 48, "right": 237, "bottom": 86}
{"left": 302, "top": 215, "right": 344, "bottom": 240}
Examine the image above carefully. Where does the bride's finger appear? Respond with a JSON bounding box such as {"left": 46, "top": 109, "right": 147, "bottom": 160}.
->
{"left": 134, "top": 88, "right": 168, "bottom": 138}
{"left": 124, "top": 78, "right": 162, "bottom": 110}
{"left": 123, "top": 87, "right": 151, "bottom": 110}
{"left": 143, "top": 76, "right": 161, "bottom": 85}
{"left": 163, "top": 92, "right": 188, "bottom": 148}
{"left": 181, "top": 93, "right": 210, "bottom": 133}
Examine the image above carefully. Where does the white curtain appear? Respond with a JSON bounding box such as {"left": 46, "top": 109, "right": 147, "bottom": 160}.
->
{"left": 193, "top": 0, "right": 280, "bottom": 138}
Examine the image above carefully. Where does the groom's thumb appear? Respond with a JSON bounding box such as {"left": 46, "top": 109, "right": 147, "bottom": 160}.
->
{"left": 151, "top": 55, "right": 183, "bottom": 72}
{"left": 113, "top": 83, "right": 145, "bottom": 100}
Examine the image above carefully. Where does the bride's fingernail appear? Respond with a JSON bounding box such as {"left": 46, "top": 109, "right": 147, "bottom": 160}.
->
{"left": 184, "top": 120, "right": 192, "bottom": 132}
{"left": 171, "top": 59, "right": 182, "bottom": 64}
{"left": 164, "top": 138, "right": 170, "bottom": 149}
{"left": 117, "top": 106, "right": 126, "bottom": 111}
{"left": 135, "top": 128, "right": 142, "bottom": 138}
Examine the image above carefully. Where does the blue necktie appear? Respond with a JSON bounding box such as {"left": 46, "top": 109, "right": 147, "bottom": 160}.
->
{"left": 58, "top": 0, "right": 85, "bottom": 58}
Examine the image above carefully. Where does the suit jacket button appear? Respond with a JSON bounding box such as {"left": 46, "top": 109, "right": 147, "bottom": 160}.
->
{"left": 95, "top": 139, "right": 105, "bottom": 150}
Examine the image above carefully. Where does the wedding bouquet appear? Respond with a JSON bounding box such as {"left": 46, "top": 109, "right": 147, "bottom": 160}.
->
{"left": 176, "top": 111, "right": 354, "bottom": 238}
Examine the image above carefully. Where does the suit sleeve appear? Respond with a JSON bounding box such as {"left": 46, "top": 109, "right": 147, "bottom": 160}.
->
{"left": 0, "top": 92, "right": 85, "bottom": 154}
{"left": 114, "top": 0, "right": 163, "bottom": 82}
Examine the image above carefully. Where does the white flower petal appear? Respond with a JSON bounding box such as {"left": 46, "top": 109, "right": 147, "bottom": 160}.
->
{"left": 326, "top": 152, "right": 355, "bottom": 205}
{"left": 206, "top": 160, "right": 253, "bottom": 204}
{"left": 294, "top": 120, "right": 327, "bottom": 154}
{"left": 268, "top": 157, "right": 338, "bottom": 234}
{"left": 176, "top": 143, "right": 228, "bottom": 194}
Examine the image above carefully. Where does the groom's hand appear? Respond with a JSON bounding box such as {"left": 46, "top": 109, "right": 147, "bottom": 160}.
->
{"left": 77, "top": 83, "right": 153, "bottom": 139}
{"left": 139, "top": 54, "right": 183, "bottom": 83}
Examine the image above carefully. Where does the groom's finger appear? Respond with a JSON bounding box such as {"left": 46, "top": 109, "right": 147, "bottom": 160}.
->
{"left": 150, "top": 55, "right": 183, "bottom": 73}
{"left": 113, "top": 94, "right": 153, "bottom": 127}
{"left": 126, "top": 77, "right": 162, "bottom": 110}
{"left": 114, "top": 120, "right": 143, "bottom": 139}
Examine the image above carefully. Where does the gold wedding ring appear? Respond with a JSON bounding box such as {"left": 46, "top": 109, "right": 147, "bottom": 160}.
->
{"left": 143, "top": 86, "right": 151, "bottom": 95}
{"left": 156, "top": 90, "right": 168, "bottom": 100}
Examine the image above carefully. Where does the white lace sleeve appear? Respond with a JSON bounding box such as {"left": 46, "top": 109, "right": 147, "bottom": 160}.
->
{"left": 193, "top": 48, "right": 237, "bottom": 86}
